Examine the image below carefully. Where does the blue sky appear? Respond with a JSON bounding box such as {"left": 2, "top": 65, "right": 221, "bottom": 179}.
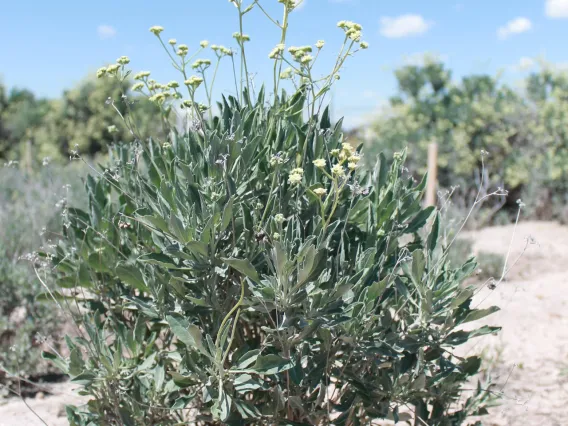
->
{"left": 2, "top": 0, "right": 568, "bottom": 127}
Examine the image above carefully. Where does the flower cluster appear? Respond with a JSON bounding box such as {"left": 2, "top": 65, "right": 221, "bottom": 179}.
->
{"left": 192, "top": 59, "right": 212, "bottom": 70}
{"left": 232, "top": 32, "right": 251, "bottom": 43}
{"left": 280, "top": 67, "right": 293, "bottom": 79}
{"left": 312, "top": 158, "right": 326, "bottom": 168}
{"left": 184, "top": 76, "right": 204, "bottom": 89}
{"left": 181, "top": 100, "right": 208, "bottom": 112}
{"left": 134, "top": 71, "right": 151, "bottom": 80}
{"left": 329, "top": 142, "right": 361, "bottom": 176}
{"left": 313, "top": 187, "right": 327, "bottom": 197}
{"left": 211, "top": 45, "right": 233, "bottom": 56}
{"left": 177, "top": 44, "right": 189, "bottom": 57}
{"left": 270, "top": 153, "right": 287, "bottom": 166}
{"left": 97, "top": 55, "right": 132, "bottom": 79}
{"left": 268, "top": 44, "right": 286, "bottom": 59}
{"left": 278, "top": 0, "right": 303, "bottom": 11}
{"left": 337, "top": 20, "right": 367, "bottom": 46}
{"left": 288, "top": 167, "right": 304, "bottom": 185}
{"left": 149, "top": 25, "right": 164, "bottom": 36}
{"left": 288, "top": 45, "right": 313, "bottom": 65}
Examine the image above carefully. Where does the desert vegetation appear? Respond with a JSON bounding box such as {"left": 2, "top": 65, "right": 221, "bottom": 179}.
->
{"left": 1, "top": 1, "right": 567, "bottom": 425}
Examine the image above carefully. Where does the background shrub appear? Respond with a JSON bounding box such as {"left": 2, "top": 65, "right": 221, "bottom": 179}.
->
{"left": 0, "top": 164, "right": 86, "bottom": 388}
{"left": 363, "top": 58, "right": 568, "bottom": 224}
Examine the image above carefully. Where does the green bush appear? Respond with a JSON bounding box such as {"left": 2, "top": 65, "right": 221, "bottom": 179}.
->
{"left": 38, "top": 3, "right": 499, "bottom": 424}
{"left": 363, "top": 57, "right": 568, "bottom": 223}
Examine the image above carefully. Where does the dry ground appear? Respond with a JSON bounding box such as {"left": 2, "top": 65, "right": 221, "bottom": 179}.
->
{"left": 1, "top": 221, "right": 567, "bottom": 425}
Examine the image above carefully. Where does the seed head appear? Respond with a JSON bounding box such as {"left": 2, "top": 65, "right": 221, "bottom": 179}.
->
{"left": 315, "top": 40, "right": 325, "bottom": 49}
{"left": 360, "top": 41, "right": 369, "bottom": 49}
{"left": 168, "top": 38, "right": 177, "bottom": 45}
{"left": 313, "top": 188, "right": 327, "bottom": 197}
{"left": 200, "top": 40, "right": 209, "bottom": 48}
{"left": 274, "top": 214, "right": 285, "bottom": 224}
{"left": 96, "top": 67, "right": 107, "bottom": 78}
{"left": 132, "top": 82, "right": 144, "bottom": 91}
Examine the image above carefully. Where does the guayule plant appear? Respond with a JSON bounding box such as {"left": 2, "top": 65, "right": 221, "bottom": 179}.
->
{"left": 37, "top": 1, "right": 498, "bottom": 425}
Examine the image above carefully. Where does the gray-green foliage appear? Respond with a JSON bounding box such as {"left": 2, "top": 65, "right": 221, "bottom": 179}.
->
{"left": 37, "top": 4, "right": 500, "bottom": 424}
{"left": 40, "top": 87, "right": 499, "bottom": 425}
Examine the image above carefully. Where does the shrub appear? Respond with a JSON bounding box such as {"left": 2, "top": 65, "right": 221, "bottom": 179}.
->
{"left": 0, "top": 164, "right": 86, "bottom": 387}
{"left": 363, "top": 58, "right": 568, "bottom": 223}
{"left": 37, "top": 3, "right": 499, "bottom": 424}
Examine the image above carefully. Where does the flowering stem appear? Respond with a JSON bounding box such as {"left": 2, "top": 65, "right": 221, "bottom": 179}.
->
{"left": 208, "top": 57, "right": 222, "bottom": 113}
{"left": 255, "top": 1, "right": 281, "bottom": 27}
{"left": 237, "top": 6, "right": 251, "bottom": 103}
{"left": 157, "top": 36, "right": 182, "bottom": 72}
{"left": 274, "top": 6, "right": 289, "bottom": 97}
{"left": 260, "top": 170, "right": 279, "bottom": 226}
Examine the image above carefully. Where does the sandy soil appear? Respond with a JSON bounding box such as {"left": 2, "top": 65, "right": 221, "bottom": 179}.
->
{"left": 1, "top": 221, "right": 567, "bottom": 425}
{"left": 459, "top": 221, "right": 568, "bottom": 426}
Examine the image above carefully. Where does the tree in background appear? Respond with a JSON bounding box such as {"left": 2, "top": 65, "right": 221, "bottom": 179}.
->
{"left": 0, "top": 76, "right": 164, "bottom": 164}
{"left": 364, "top": 58, "right": 568, "bottom": 223}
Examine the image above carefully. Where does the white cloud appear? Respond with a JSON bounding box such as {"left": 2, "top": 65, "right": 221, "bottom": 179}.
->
{"left": 379, "top": 15, "right": 433, "bottom": 38}
{"left": 97, "top": 24, "right": 117, "bottom": 40}
{"left": 497, "top": 17, "right": 532, "bottom": 39}
{"left": 546, "top": 0, "right": 568, "bottom": 18}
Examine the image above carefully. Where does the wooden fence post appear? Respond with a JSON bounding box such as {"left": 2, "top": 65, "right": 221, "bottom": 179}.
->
{"left": 425, "top": 143, "right": 438, "bottom": 207}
